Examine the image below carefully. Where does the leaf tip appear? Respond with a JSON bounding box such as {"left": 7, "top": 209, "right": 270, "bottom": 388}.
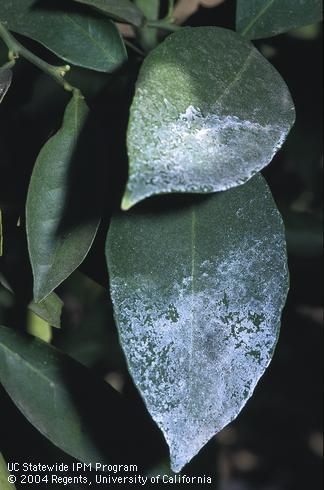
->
{"left": 121, "top": 194, "right": 134, "bottom": 211}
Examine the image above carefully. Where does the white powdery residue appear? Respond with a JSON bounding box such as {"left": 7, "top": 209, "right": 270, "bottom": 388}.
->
{"left": 128, "top": 98, "right": 290, "bottom": 201}
{"left": 180, "top": 105, "right": 202, "bottom": 122}
{"left": 111, "top": 237, "right": 286, "bottom": 472}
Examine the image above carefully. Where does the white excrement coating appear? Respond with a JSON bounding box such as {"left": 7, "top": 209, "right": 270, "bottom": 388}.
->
{"left": 126, "top": 94, "right": 290, "bottom": 206}
{"left": 111, "top": 235, "right": 287, "bottom": 472}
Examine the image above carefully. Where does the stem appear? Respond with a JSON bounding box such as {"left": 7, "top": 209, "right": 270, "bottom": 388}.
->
{"left": 145, "top": 1, "right": 179, "bottom": 32}
{"left": 0, "top": 60, "right": 15, "bottom": 70}
{"left": 145, "top": 19, "right": 180, "bottom": 32}
{"left": 0, "top": 21, "right": 75, "bottom": 92}
{"left": 124, "top": 39, "right": 145, "bottom": 57}
{"left": 167, "top": 0, "right": 175, "bottom": 19}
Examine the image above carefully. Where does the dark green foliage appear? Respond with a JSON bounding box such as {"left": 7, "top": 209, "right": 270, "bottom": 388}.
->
{"left": 0, "top": 0, "right": 322, "bottom": 482}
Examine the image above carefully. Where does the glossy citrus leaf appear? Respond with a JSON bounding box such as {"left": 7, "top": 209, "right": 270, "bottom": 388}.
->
{"left": 122, "top": 27, "right": 295, "bottom": 210}
{"left": 107, "top": 174, "right": 289, "bottom": 471}
{"left": 0, "top": 0, "right": 127, "bottom": 72}
{"left": 236, "top": 0, "right": 323, "bottom": 40}
{"left": 26, "top": 92, "right": 100, "bottom": 302}
{"left": 0, "top": 325, "right": 128, "bottom": 466}
{"left": 0, "top": 453, "right": 15, "bottom": 490}
{"left": 72, "top": 0, "right": 144, "bottom": 27}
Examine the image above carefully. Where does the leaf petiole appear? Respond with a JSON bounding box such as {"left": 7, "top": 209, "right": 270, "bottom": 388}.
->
{"left": 167, "top": 0, "right": 175, "bottom": 20}
{"left": 145, "top": 0, "right": 179, "bottom": 32}
{"left": 145, "top": 19, "right": 180, "bottom": 32}
{"left": 0, "top": 21, "right": 76, "bottom": 93}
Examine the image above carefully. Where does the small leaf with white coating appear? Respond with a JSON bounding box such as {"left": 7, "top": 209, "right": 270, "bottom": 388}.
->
{"left": 123, "top": 27, "right": 295, "bottom": 210}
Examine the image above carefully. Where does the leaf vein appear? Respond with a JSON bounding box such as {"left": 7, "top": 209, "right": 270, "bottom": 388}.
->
{"left": 241, "top": 0, "right": 276, "bottom": 37}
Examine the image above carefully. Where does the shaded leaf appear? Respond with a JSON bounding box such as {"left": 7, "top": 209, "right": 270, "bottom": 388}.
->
{"left": 107, "top": 175, "right": 289, "bottom": 471}
{"left": 27, "top": 310, "right": 52, "bottom": 342}
{"left": 26, "top": 92, "right": 100, "bottom": 302}
{"left": 0, "top": 1, "right": 127, "bottom": 72}
{"left": 0, "top": 276, "right": 63, "bottom": 328}
{"left": 28, "top": 293, "right": 63, "bottom": 329}
{"left": 0, "top": 68, "right": 12, "bottom": 104}
{"left": 283, "top": 209, "right": 323, "bottom": 257}
{"left": 122, "top": 27, "right": 295, "bottom": 210}
{"left": 0, "top": 453, "right": 15, "bottom": 490}
{"left": 236, "top": 0, "right": 323, "bottom": 40}
{"left": 72, "top": 0, "right": 144, "bottom": 27}
{"left": 0, "top": 325, "right": 131, "bottom": 465}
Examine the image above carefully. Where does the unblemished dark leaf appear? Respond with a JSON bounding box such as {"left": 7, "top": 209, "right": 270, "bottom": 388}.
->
{"left": 0, "top": 453, "right": 15, "bottom": 490}
{"left": 0, "top": 325, "right": 130, "bottom": 465}
{"left": 0, "top": 68, "right": 12, "bottom": 104}
{"left": 236, "top": 0, "right": 323, "bottom": 40}
{"left": 72, "top": 0, "right": 144, "bottom": 27}
{"left": 26, "top": 92, "right": 100, "bottom": 303}
{"left": 0, "top": 0, "right": 127, "bottom": 72}
{"left": 107, "top": 174, "right": 289, "bottom": 472}
{"left": 122, "top": 27, "right": 295, "bottom": 210}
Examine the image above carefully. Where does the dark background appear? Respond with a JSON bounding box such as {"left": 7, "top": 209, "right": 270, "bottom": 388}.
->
{"left": 0, "top": 1, "right": 322, "bottom": 488}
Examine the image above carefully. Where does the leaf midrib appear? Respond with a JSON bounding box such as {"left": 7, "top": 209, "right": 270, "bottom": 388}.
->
{"left": 241, "top": 0, "right": 276, "bottom": 37}
{"left": 215, "top": 50, "right": 255, "bottom": 107}
{"left": 64, "top": 13, "right": 118, "bottom": 64}
{"left": 187, "top": 209, "right": 196, "bottom": 402}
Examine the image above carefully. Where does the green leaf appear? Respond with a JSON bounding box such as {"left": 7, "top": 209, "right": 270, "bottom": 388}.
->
{"left": 122, "top": 26, "right": 295, "bottom": 210}
{"left": 0, "top": 1, "right": 127, "bottom": 72}
{"left": 0, "top": 453, "right": 15, "bottom": 490}
{"left": 27, "top": 310, "right": 52, "bottom": 342}
{"left": 0, "top": 276, "right": 63, "bottom": 328}
{"left": 107, "top": 175, "right": 289, "bottom": 472}
{"left": 28, "top": 293, "right": 63, "bottom": 329}
{"left": 0, "top": 68, "right": 12, "bottom": 104}
{"left": 236, "top": 0, "right": 323, "bottom": 40}
{"left": 72, "top": 0, "right": 144, "bottom": 27}
{"left": 0, "top": 325, "right": 126, "bottom": 465}
{"left": 26, "top": 93, "right": 100, "bottom": 303}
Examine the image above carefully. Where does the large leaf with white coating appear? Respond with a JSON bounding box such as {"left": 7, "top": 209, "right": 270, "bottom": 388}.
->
{"left": 122, "top": 27, "right": 295, "bottom": 210}
{"left": 72, "top": 0, "right": 144, "bottom": 26}
{"left": 236, "top": 0, "right": 323, "bottom": 40}
{"left": 0, "top": 0, "right": 127, "bottom": 72}
{"left": 26, "top": 93, "right": 99, "bottom": 302}
{"left": 107, "top": 175, "right": 289, "bottom": 471}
